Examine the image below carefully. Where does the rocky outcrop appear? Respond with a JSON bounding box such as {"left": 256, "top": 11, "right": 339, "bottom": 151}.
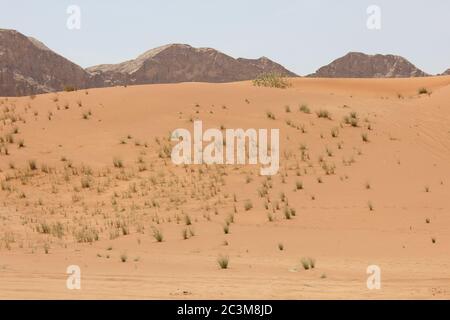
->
{"left": 0, "top": 29, "right": 97, "bottom": 96}
{"left": 86, "top": 44, "right": 296, "bottom": 86}
{"left": 0, "top": 30, "right": 297, "bottom": 97}
{"left": 308, "top": 52, "right": 428, "bottom": 78}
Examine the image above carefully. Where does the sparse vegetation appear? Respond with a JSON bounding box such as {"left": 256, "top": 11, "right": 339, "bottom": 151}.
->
{"left": 361, "top": 132, "right": 369, "bottom": 142}
{"left": 343, "top": 112, "right": 359, "bottom": 127}
{"left": 331, "top": 127, "right": 339, "bottom": 138}
{"left": 253, "top": 73, "right": 291, "bottom": 89}
{"left": 299, "top": 104, "right": 311, "bottom": 114}
{"left": 244, "top": 200, "right": 253, "bottom": 211}
{"left": 300, "top": 257, "right": 315, "bottom": 270}
{"left": 316, "top": 109, "right": 331, "bottom": 119}
{"left": 152, "top": 227, "right": 164, "bottom": 242}
{"left": 28, "top": 159, "right": 37, "bottom": 171}
{"left": 113, "top": 157, "right": 124, "bottom": 168}
{"left": 182, "top": 228, "right": 189, "bottom": 240}
{"left": 418, "top": 87, "right": 429, "bottom": 95}
{"left": 64, "top": 85, "right": 76, "bottom": 92}
{"left": 74, "top": 227, "right": 99, "bottom": 243}
{"left": 266, "top": 111, "right": 276, "bottom": 120}
{"left": 217, "top": 255, "right": 229, "bottom": 269}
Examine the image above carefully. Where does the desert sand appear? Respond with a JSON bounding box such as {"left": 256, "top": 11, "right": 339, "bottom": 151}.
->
{"left": 1, "top": 77, "right": 450, "bottom": 299}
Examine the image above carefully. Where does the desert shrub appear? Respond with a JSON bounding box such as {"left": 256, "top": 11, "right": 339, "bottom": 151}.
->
{"left": 5, "top": 133, "right": 14, "bottom": 144}
{"left": 299, "top": 104, "right": 311, "bottom": 114}
{"left": 284, "top": 206, "right": 292, "bottom": 220}
{"left": 37, "top": 222, "right": 51, "bottom": 234}
{"left": 244, "top": 200, "right": 253, "bottom": 211}
{"left": 266, "top": 111, "right": 276, "bottom": 120}
{"left": 64, "top": 85, "right": 76, "bottom": 92}
{"left": 1, "top": 180, "right": 12, "bottom": 191}
{"left": 418, "top": 87, "right": 429, "bottom": 95}
{"left": 182, "top": 228, "right": 189, "bottom": 240}
{"left": 321, "top": 162, "right": 335, "bottom": 175}
{"left": 152, "top": 227, "right": 164, "bottom": 242}
{"left": 113, "top": 157, "right": 124, "bottom": 168}
{"left": 361, "top": 132, "right": 369, "bottom": 142}
{"left": 301, "top": 257, "right": 315, "bottom": 270}
{"left": 343, "top": 112, "right": 359, "bottom": 127}
{"left": 28, "top": 159, "right": 37, "bottom": 171}
{"left": 50, "top": 222, "right": 65, "bottom": 239}
{"left": 184, "top": 214, "right": 192, "bottom": 226}
{"left": 81, "top": 176, "right": 91, "bottom": 189}
{"left": 253, "top": 73, "right": 291, "bottom": 89}
{"left": 316, "top": 109, "right": 331, "bottom": 119}
{"left": 331, "top": 127, "right": 339, "bottom": 138}
{"left": 217, "top": 255, "right": 229, "bottom": 269}
{"left": 74, "top": 227, "right": 99, "bottom": 243}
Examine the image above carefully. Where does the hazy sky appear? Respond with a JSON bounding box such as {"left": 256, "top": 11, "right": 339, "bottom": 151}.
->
{"left": 1, "top": 0, "right": 449, "bottom": 75}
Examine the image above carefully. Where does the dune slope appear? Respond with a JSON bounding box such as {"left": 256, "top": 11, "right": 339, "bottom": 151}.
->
{"left": 1, "top": 77, "right": 450, "bottom": 299}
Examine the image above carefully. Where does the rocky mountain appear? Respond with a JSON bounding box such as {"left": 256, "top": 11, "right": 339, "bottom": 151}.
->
{"left": 0, "top": 29, "right": 97, "bottom": 96}
{"left": 86, "top": 44, "right": 296, "bottom": 86}
{"left": 308, "top": 52, "right": 428, "bottom": 78}
{"left": 0, "top": 29, "right": 296, "bottom": 97}
{"left": 442, "top": 68, "right": 450, "bottom": 75}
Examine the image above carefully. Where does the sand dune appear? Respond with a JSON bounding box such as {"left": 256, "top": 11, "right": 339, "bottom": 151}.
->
{"left": 1, "top": 77, "right": 450, "bottom": 299}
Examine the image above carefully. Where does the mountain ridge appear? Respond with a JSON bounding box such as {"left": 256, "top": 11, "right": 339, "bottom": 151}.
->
{"left": 0, "top": 29, "right": 94, "bottom": 96}
{"left": 308, "top": 52, "right": 428, "bottom": 78}
{"left": 0, "top": 29, "right": 297, "bottom": 96}
{"left": 2, "top": 29, "right": 447, "bottom": 97}
{"left": 86, "top": 43, "right": 297, "bottom": 86}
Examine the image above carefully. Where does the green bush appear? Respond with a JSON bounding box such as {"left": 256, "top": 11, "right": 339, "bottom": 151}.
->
{"left": 253, "top": 73, "right": 291, "bottom": 89}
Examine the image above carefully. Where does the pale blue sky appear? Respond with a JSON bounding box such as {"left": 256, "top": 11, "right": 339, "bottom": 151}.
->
{"left": 1, "top": 0, "right": 449, "bottom": 75}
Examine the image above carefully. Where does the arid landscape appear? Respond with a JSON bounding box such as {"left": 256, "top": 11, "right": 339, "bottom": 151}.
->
{"left": 1, "top": 73, "right": 450, "bottom": 299}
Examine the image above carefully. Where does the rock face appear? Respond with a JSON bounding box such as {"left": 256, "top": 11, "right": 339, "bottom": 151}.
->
{"left": 0, "top": 29, "right": 95, "bottom": 96}
{"left": 86, "top": 44, "right": 296, "bottom": 86}
{"left": 0, "top": 29, "right": 296, "bottom": 97}
{"left": 308, "top": 52, "right": 428, "bottom": 78}
{"left": 442, "top": 68, "right": 450, "bottom": 75}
